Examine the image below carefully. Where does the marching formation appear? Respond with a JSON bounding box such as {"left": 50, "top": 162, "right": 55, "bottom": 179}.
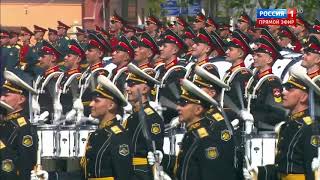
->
{"left": 0, "top": 11, "right": 320, "bottom": 180}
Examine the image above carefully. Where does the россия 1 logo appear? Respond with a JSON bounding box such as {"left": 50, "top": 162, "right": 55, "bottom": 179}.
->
{"left": 256, "top": 9, "right": 297, "bottom": 26}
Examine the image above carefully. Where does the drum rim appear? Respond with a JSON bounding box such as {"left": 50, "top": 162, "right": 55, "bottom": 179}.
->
{"left": 247, "top": 132, "right": 276, "bottom": 138}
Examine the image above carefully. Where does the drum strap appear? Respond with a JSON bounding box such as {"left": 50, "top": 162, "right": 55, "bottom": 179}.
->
{"left": 88, "top": 177, "right": 114, "bottom": 180}
{"left": 279, "top": 173, "right": 305, "bottom": 180}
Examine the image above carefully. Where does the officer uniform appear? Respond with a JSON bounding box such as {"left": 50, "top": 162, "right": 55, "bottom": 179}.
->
{"left": 295, "top": 16, "right": 311, "bottom": 52}
{"left": 56, "top": 21, "right": 70, "bottom": 57}
{"left": 257, "top": 75, "right": 319, "bottom": 180}
{"left": 304, "top": 36, "right": 320, "bottom": 79}
{"left": 208, "top": 31, "right": 227, "bottom": 61}
{"left": 110, "top": 36, "right": 134, "bottom": 93}
{"left": 223, "top": 31, "right": 252, "bottom": 110}
{"left": 247, "top": 37, "right": 286, "bottom": 131}
{"left": 27, "top": 25, "right": 48, "bottom": 76}
{"left": 162, "top": 79, "right": 237, "bottom": 180}
{"left": 76, "top": 27, "right": 88, "bottom": 51}
{"left": 5, "top": 31, "right": 21, "bottom": 71}
{"left": 0, "top": 29, "right": 9, "bottom": 52}
{"left": 185, "top": 28, "right": 220, "bottom": 80}
{"left": 135, "top": 32, "right": 159, "bottom": 70}
{"left": 157, "top": 29, "right": 188, "bottom": 124}
{"left": 217, "top": 22, "right": 232, "bottom": 44}
{"left": 19, "top": 27, "right": 35, "bottom": 75}
{"left": 48, "top": 28, "right": 59, "bottom": 47}
{"left": 124, "top": 63, "right": 164, "bottom": 180}
{"left": 0, "top": 70, "right": 38, "bottom": 180}
{"left": 59, "top": 39, "right": 84, "bottom": 114}
{"left": 80, "top": 33, "right": 110, "bottom": 116}
{"left": 277, "top": 26, "right": 298, "bottom": 53}
{"left": 237, "top": 12, "right": 254, "bottom": 42}
{"left": 36, "top": 40, "right": 63, "bottom": 120}
{"left": 81, "top": 75, "right": 132, "bottom": 180}
{"left": 109, "top": 12, "right": 125, "bottom": 50}
{"left": 180, "top": 26, "right": 196, "bottom": 62}
{"left": 145, "top": 15, "right": 162, "bottom": 39}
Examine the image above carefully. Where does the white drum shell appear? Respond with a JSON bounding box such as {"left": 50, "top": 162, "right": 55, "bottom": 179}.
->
{"left": 37, "top": 125, "right": 58, "bottom": 158}
{"left": 77, "top": 126, "right": 97, "bottom": 157}
{"left": 246, "top": 133, "right": 277, "bottom": 167}
{"left": 58, "top": 125, "right": 76, "bottom": 158}
{"left": 163, "top": 133, "right": 184, "bottom": 156}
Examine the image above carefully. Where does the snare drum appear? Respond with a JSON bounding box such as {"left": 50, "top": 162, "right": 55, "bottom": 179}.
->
{"left": 246, "top": 132, "right": 277, "bottom": 167}
{"left": 76, "top": 125, "right": 97, "bottom": 157}
{"left": 57, "top": 125, "right": 76, "bottom": 158}
{"left": 37, "top": 125, "right": 58, "bottom": 158}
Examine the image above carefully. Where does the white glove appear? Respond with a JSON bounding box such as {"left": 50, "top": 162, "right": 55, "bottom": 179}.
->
{"left": 32, "top": 97, "right": 41, "bottom": 115}
{"left": 274, "top": 121, "right": 285, "bottom": 134}
{"left": 243, "top": 156, "right": 258, "bottom": 180}
{"left": 34, "top": 111, "right": 49, "bottom": 123}
{"left": 88, "top": 115, "right": 99, "bottom": 124}
{"left": 123, "top": 104, "right": 132, "bottom": 113}
{"left": 245, "top": 121, "right": 254, "bottom": 135}
{"left": 312, "top": 157, "right": 319, "bottom": 171}
{"left": 170, "top": 117, "right": 180, "bottom": 128}
{"left": 239, "top": 110, "right": 254, "bottom": 134}
{"left": 159, "top": 170, "right": 172, "bottom": 180}
{"left": 73, "top": 98, "right": 84, "bottom": 110}
{"left": 239, "top": 110, "right": 254, "bottom": 122}
{"left": 231, "top": 119, "right": 240, "bottom": 130}
{"left": 30, "top": 169, "right": 49, "bottom": 180}
{"left": 53, "top": 101, "right": 63, "bottom": 121}
{"left": 66, "top": 109, "right": 77, "bottom": 121}
{"left": 147, "top": 150, "right": 163, "bottom": 166}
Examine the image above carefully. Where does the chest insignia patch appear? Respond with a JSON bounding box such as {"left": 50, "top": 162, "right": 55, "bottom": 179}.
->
{"left": 311, "top": 135, "right": 320, "bottom": 147}
{"left": 151, "top": 123, "right": 161, "bottom": 135}
{"left": 2, "top": 159, "right": 13, "bottom": 172}
{"left": 22, "top": 135, "right": 33, "bottom": 147}
{"left": 221, "top": 130, "right": 231, "bottom": 142}
{"left": 119, "top": 144, "right": 129, "bottom": 156}
{"left": 206, "top": 147, "right": 218, "bottom": 160}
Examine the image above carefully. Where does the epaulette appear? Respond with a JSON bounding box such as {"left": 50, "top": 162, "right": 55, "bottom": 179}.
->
{"left": 15, "top": 45, "right": 21, "bottom": 49}
{"left": 268, "top": 77, "right": 276, "bottom": 81}
{"left": 80, "top": 63, "right": 89, "bottom": 69}
{"left": 241, "top": 70, "right": 249, "bottom": 74}
{"left": 188, "top": 122, "right": 201, "bottom": 131}
{"left": 303, "top": 116, "right": 313, "bottom": 125}
{"left": 17, "top": 117, "right": 27, "bottom": 127}
{"left": 110, "top": 125, "right": 123, "bottom": 134}
{"left": 212, "top": 113, "right": 224, "bottom": 121}
{"left": 174, "top": 67, "right": 184, "bottom": 71}
{"left": 144, "top": 107, "right": 154, "bottom": 115}
{"left": 100, "top": 120, "right": 113, "bottom": 129}
{"left": 0, "top": 140, "right": 6, "bottom": 149}
{"left": 197, "top": 127, "right": 209, "bottom": 138}
{"left": 4, "top": 112, "right": 20, "bottom": 121}
{"left": 65, "top": 36, "right": 70, "bottom": 40}
{"left": 205, "top": 64, "right": 215, "bottom": 70}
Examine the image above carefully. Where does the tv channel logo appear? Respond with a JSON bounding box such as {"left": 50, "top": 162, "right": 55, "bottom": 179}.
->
{"left": 257, "top": 9, "right": 297, "bottom": 19}
{"left": 256, "top": 9, "right": 297, "bottom": 26}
